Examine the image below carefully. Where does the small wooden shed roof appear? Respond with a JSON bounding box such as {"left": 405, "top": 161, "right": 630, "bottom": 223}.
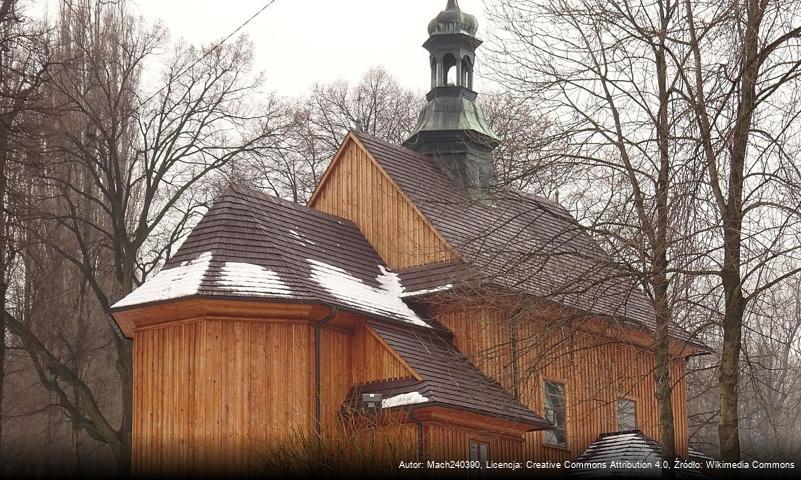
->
{"left": 347, "top": 319, "right": 551, "bottom": 430}
{"left": 569, "top": 430, "right": 708, "bottom": 478}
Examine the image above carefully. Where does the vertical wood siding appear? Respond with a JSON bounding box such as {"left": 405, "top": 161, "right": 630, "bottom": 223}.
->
{"left": 310, "top": 140, "right": 455, "bottom": 269}
{"left": 434, "top": 306, "right": 690, "bottom": 461}
{"left": 424, "top": 423, "right": 523, "bottom": 463}
{"left": 351, "top": 323, "right": 415, "bottom": 384}
{"left": 319, "top": 324, "right": 415, "bottom": 435}
{"left": 132, "top": 315, "right": 421, "bottom": 475}
{"left": 320, "top": 327, "right": 353, "bottom": 435}
{"left": 132, "top": 308, "right": 690, "bottom": 474}
{"left": 133, "top": 319, "right": 318, "bottom": 475}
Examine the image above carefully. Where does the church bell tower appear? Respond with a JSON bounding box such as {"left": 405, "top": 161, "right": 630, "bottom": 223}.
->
{"left": 403, "top": 0, "right": 500, "bottom": 200}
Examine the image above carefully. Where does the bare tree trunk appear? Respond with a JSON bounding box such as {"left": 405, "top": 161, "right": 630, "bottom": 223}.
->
{"left": 0, "top": 123, "right": 7, "bottom": 454}
{"left": 0, "top": 0, "right": 17, "bottom": 449}
{"left": 717, "top": 0, "right": 762, "bottom": 462}
{"left": 653, "top": 6, "right": 677, "bottom": 465}
{"left": 115, "top": 336, "right": 132, "bottom": 476}
{"left": 718, "top": 224, "right": 745, "bottom": 462}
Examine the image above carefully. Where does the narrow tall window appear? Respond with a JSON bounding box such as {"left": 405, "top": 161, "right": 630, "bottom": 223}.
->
{"left": 617, "top": 399, "right": 637, "bottom": 431}
{"left": 461, "top": 56, "right": 473, "bottom": 89}
{"left": 469, "top": 441, "right": 489, "bottom": 464}
{"left": 443, "top": 53, "right": 457, "bottom": 86}
{"left": 543, "top": 380, "right": 566, "bottom": 447}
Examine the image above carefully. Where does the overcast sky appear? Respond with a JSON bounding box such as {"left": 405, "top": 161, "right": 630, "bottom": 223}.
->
{"left": 34, "top": 0, "right": 491, "bottom": 97}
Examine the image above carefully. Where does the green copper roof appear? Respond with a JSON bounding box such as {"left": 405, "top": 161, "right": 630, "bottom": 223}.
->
{"left": 428, "top": 0, "right": 479, "bottom": 36}
{"left": 407, "top": 87, "right": 499, "bottom": 143}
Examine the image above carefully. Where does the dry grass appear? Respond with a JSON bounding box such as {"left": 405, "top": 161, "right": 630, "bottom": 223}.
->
{"left": 259, "top": 410, "right": 421, "bottom": 477}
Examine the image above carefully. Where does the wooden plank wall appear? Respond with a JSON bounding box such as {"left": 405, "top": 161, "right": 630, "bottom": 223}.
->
{"left": 310, "top": 139, "right": 455, "bottom": 269}
{"left": 424, "top": 423, "right": 523, "bottom": 462}
{"left": 350, "top": 324, "right": 415, "bottom": 385}
{"left": 131, "top": 301, "right": 689, "bottom": 473}
{"left": 433, "top": 305, "right": 690, "bottom": 460}
{"left": 320, "top": 327, "right": 353, "bottom": 434}
{"left": 133, "top": 319, "right": 318, "bottom": 475}
{"left": 132, "top": 315, "right": 421, "bottom": 475}
{"left": 320, "top": 325, "right": 415, "bottom": 434}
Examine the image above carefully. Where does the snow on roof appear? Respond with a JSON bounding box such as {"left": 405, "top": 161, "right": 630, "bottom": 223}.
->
{"left": 355, "top": 132, "right": 707, "bottom": 350}
{"left": 112, "top": 252, "right": 212, "bottom": 309}
{"left": 381, "top": 391, "right": 429, "bottom": 408}
{"left": 308, "top": 259, "right": 431, "bottom": 328}
{"left": 288, "top": 228, "right": 316, "bottom": 247}
{"left": 569, "top": 430, "right": 708, "bottom": 478}
{"left": 400, "top": 283, "right": 454, "bottom": 298}
{"left": 218, "top": 262, "right": 294, "bottom": 298}
{"left": 112, "top": 186, "right": 438, "bottom": 329}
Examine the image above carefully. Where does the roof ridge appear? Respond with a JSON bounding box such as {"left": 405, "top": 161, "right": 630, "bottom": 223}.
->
{"left": 162, "top": 193, "right": 236, "bottom": 269}
{"left": 226, "top": 182, "right": 364, "bottom": 229}
{"left": 353, "top": 134, "right": 568, "bottom": 210}
{"left": 355, "top": 137, "right": 709, "bottom": 351}
{"left": 353, "top": 130, "right": 432, "bottom": 161}
{"left": 503, "top": 188, "right": 576, "bottom": 221}
{"left": 354, "top": 132, "right": 579, "bottom": 223}
{"left": 223, "top": 186, "right": 322, "bottom": 301}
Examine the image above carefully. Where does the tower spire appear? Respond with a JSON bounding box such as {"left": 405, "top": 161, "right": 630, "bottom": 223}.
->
{"left": 404, "top": 0, "right": 499, "bottom": 201}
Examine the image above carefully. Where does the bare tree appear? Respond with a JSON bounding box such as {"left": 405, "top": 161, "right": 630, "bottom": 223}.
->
{"left": 486, "top": 0, "right": 708, "bottom": 465}
{"left": 488, "top": 0, "right": 801, "bottom": 463}
{"left": 2, "top": 0, "right": 284, "bottom": 473}
{"left": 479, "top": 92, "right": 560, "bottom": 195}
{"left": 251, "top": 67, "right": 554, "bottom": 203}
{"left": 250, "top": 66, "right": 423, "bottom": 202}
{"left": 0, "top": 0, "right": 48, "bottom": 452}
{"left": 681, "top": 0, "right": 801, "bottom": 461}
{"left": 306, "top": 66, "right": 422, "bottom": 151}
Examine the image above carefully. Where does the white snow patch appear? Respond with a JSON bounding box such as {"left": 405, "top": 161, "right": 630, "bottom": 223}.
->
{"left": 289, "top": 229, "right": 316, "bottom": 246}
{"left": 113, "top": 252, "right": 212, "bottom": 308}
{"left": 400, "top": 284, "right": 454, "bottom": 298}
{"left": 307, "top": 259, "right": 431, "bottom": 328}
{"left": 218, "top": 262, "right": 293, "bottom": 297}
{"left": 382, "top": 391, "right": 429, "bottom": 408}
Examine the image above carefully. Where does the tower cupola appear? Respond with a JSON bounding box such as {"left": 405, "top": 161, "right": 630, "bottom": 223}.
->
{"left": 404, "top": 0, "right": 499, "bottom": 200}
{"left": 428, "top": 0, "right": 478, "bottom": 37}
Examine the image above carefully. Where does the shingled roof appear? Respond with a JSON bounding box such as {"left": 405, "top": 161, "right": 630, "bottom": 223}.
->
{"left": 112, "top": 185, "right": 429, "bottom": 327}
{"left": 352, "top": 131, "right": 703, "bottom": 348}
{"left": 396, "top": 260, "right": 470, "bottom": 298}
{"left": 568, "top": 430, "right": 708, "bottom": 478}
{"left": 346, "top": 320, "right": 550, "bottom": 429}
{"left": 112, "top": 184, "right": 548, "bottom": 428}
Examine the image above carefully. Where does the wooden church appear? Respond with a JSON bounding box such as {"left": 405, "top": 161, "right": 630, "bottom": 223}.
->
{"left": 111, "top": 1, "right": 709, "bottom": 475}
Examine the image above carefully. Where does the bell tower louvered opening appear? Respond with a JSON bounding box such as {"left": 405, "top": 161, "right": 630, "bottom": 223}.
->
{"left": 403, "top": 0, "right": 500, "bottom": 202}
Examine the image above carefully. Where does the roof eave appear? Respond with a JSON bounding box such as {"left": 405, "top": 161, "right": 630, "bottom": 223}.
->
{"left": 342, "top": 401, "right": 551, "bottom": 433}
{"left": 111, "top": 293, "right": 447, "bottom": 338}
